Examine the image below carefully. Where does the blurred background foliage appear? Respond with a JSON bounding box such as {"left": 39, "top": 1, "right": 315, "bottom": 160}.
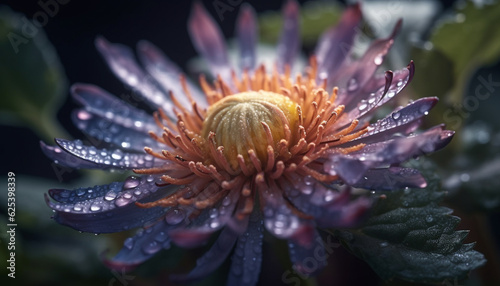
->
{"left": 1, "top": 0, "right": 500, "bottom": 285}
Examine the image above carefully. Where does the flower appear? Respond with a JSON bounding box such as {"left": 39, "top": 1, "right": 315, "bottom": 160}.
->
{"left": 42, "top": 1, "right": 454, "bottom": 284}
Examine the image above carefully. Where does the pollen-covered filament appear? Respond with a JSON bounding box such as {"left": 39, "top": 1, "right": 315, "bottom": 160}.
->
{"left": 202, "top": 91, "right": 298, "bottom": 171}
{"left": 135, "top": 59, "right": 367, "bottom": 213}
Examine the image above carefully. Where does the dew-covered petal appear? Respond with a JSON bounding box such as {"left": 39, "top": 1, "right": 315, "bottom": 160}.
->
{"left": 227, "top": 212, "right": 263, "bottom": 286}
{"left": 172, "top": 226, "right": 241, "bottom": 281}
{"left": 46, "top": 176, "right": 174, "bottom": 233}
{"left": 237, "top": 4, "right": 258, "bottom": 71}
{"left": 40, "top": 141, "right": 99, "bottom": 169}
{"left": 53, "top": 138, "right": 161, "bottom": 170}
{"left": 335, "top": 71, "right": 392, "bottom": 127}
{"left": 315, "top": 3, "right": 361, "bottom": 82}
{"left": 342, "top": 20, "right": 401, "bottom": 104}
{"left": 104, "top": 216, "right": 177, "bottom": 271}
{"left": 347, "top": 97, "right": 438, "bottom": 146}
{"left": 71, "top": 84, "right": 160, "bottom": 133}
{"left": 262, "top": 189, "right": 314, "bottom": 245}
{"left": 374, "top": 60, "right": 415, "bottom": 108}
{"left": 351, "top": 167, "right": 427, "bottom": 190}
{"left": 288, "top": 230, "right": 327, "bottom": 276}
{"left": 95, "top": 37, "right": 174, "bottom": 116}
{"left": 188, "top": 3, "right": 231, "bottom": 81}
{"left": 276, "top": 0, "right": 300, "bottom": 72}
{"left": 283, "top": 178, "right": 372, "bottom": 228}
{"left": 327, "top": 125, "right": 454, "bottom": 185}
{"left": 169, "top": 192, "right": 239, "bottom": 248}
{"left": 72, "top": 109, "right": 162, "bottom": 152}
{"left": 136, "top": 40, "right": 206, "bottom": 108}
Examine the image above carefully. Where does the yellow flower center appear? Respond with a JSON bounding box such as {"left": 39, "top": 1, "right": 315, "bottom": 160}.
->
{"left": 201, "top": 91, "right": 299, "bottom": 170}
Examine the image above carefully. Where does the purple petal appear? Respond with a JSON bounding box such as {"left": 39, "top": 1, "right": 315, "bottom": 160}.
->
{"left": 351, "top": 167, "right": 427, "bottom": 190}
{"left": 327, "top": 126, "right": 454, "bottom": 184}
{"left": 104, "top": 217, "right": 176, "bottom": 271}
{"left": 169, "top": 191, "right": 239, "bottom": 248}
{"left": 315, "top": 3, "right": 362, "bottom": 82}
{"left": 227, "top": 212, "right": 264, "bottom": 286}
{"left": 314, "top": 195, "right": 373, "bottom": 228}
{"left": 335, "top": 71, "right": 393, "bottom": 127}
{"left": 71, "top": 109, "right": 162, "bottom": 152}
{"left": 171, "top": 226, "right": 241, "bottom": 281}
{"left": 347, "top": 97, "right": 438, "bottom": 146}
{"left": 237, "top": 4, "right": 258, "bottom": 71}
{"left": 46, "top": 176, "right": 175, "bottom": 233}
{"left": 137, "top": 40, "right": 206, "bottom": 108}
{"left": 334, "top": 20, "right": 402, "bottom": 108}
{"left": 284, "top": 179, "right": 372, "bottom": 228}
{"left": 71, "top": 84, "right": 159, "bottom": 133}
{"left": 276, "top": 0, "right": 300, "bottom": 72}
{"left": 188, "top": 3, "right": 231, "bottom": 81}
{"left": 374, "top": 61, "right": 415, "bottom": 108}
{"left": 53, "top": 138, "right": 163, "bottom": 170}
{"left": 95, "top": 37, "right": 174, "bottom": 116}
{"left": 262, "top": 190, "right": 314, "bottom": 245}
{"left": 288, "top": 230, "right": 327, "bottom": 276}
{"left": 40, "top": 141, "right": 98, "bottom": 169}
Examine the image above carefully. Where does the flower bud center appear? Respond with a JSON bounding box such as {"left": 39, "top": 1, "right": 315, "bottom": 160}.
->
{"left": 201, "top": 91, "right": 299, "bottom": 171}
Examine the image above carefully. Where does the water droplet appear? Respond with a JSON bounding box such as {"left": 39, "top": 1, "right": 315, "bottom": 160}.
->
{"left": 374, "top": 54, "right": 383, "bottom": 65}
{"left": 304, "top": 175, "right": 314, "bottom": 186}
{"left": 368, "top": 95, "right": 376, "bottom": 104}
{"left": 358, "top": 103, "right": 368, "bottom": 111}
{"left": 210, "top": 221, "right": 220, "bottom": 229}
{"left": 88, "top": 146, "right": 97, "bottom": 155}
{"left": 460, "top": 173, "right": 470, "bottom": 182}
{"left": 104, "top": 191, "right": 117, "bottom": 201}
{"left": 77, "top": 110, "right": 92, "bottom": 120}
{"left": 124, "top": 237, "right": 134, "bottom": 250}
{"left": 111, "top": 149, "right": 123, "bottom": 160}
{"left": 222, "top": 196, "right": 231, "bottom": 206}
{"left": 209, "top": 208, "right": 219, "bottom": 218}
{"left": 143, "top": 241, "right": 162, "bottom": 255}
{"left": 380, "top": 242, "right": 389, "bottom": 247}
{"left": 347, "top": 78, "right": 358, "bottom": 92}
{"left": 387, "top": 91, "right": 396, "bottom": 98}
{"left": 73, "top": 205, "right": 82, "bottom": 212}
{"left": 324, "top": 190, "right": 334, "bottom": 202}
{"left": 75, "top": 140, "right": 83, "bottom": 149}
{"left": 165, "top": 208, "right": 185, "bottom": 225}
{"left": 121, "top": 141, "right": 131, "bottom": 148}
{"left": 134, "top": 121, "right": 143, "bottom": 128}
{"left": 155, "top": 232, "right": 168, "bottom": 242}
{"left": 123, "top": 176, "right": 140, "bottom": 190}
{"left": 115, "top": 197, "right": 130, "bottom": 207}
{"left": 90, "top": 204, "right": 101, "bottom": 212}
{"left": 392, "top": 112, "right": 401, "bottom": 120}
{"left": 426, "top": 215, "right": 434, "bottom": 223}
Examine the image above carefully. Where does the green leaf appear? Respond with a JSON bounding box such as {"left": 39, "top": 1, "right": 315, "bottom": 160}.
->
{"left": 336, "top": 160, "right": 486, "bottom": 283}
{"left": 0, "top": 6, "right": 68, "bottom": 140}
{"left": 430, "top": 0, "right": 500, "bottom": 106}
{"left": 259, "top": 1, "right": 342, "bottom": 47}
